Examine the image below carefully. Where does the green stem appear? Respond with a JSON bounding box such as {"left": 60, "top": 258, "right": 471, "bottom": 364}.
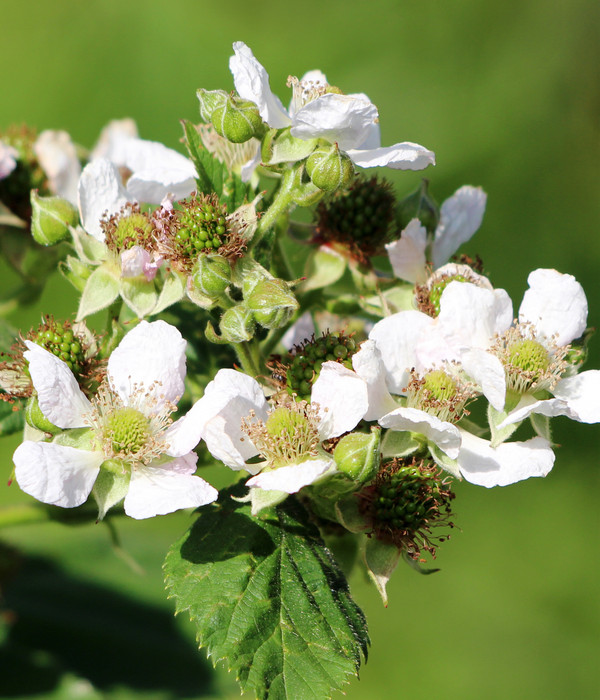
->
{"left": 233, "top": 340, "right": 262, "bottom": 377}
{"left": 251, "top": 168, "right": 297, "bottom": 250}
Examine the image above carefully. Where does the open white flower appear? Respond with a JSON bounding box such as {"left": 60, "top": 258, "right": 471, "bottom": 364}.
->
{"left": 13, "top": 320, "right": 217, "bottom": 519}
{"left": 229, "top": 41, "right": 435, "bottom": 171}
{"left": 189, "top": 363, "right": 369, "bottom": 505}
{"left": 385, "top": 186, "right": 487, "bottom": 283}
{"left": 0, "top": 140, "right": 18, "bottom": 180}
{"left": 33, "top": 130, "right": 82, "bottom": 204}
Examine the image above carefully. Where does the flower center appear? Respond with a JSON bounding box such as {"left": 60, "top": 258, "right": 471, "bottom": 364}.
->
{"left": 406, "top": 367, "right": 474, "bottom": 423}
{"left": 287, "top": 75, "right": 342, "bottom": 112}
{"left": 104, "top": 407, "right": 150, "bottom": 455}
{"left": 507, "top": 339, "right": 549, "bottom": 375}
{"left": 103, "top": 204, "right": 155, "bottom": 253}
{"left": 242, "top": 401, "right": 321, "bottom": 468}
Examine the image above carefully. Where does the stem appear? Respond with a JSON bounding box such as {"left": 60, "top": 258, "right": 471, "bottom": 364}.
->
{"left": 233, "top": 340, "right": 262, "bottom": 377}
{"left": 251, "top": 168, "right": 297, "bottom": 250}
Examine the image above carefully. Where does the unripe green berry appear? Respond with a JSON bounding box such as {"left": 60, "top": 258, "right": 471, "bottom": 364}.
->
{"left": 212, "top": 96, "right": 263, "bottom": 144}
{"left": 30, "top": 190, "right": 78, "bottom": 246}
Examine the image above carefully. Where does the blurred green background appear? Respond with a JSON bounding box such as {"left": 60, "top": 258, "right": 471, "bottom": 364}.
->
{"left": 1, "top": 0, "right": 599, "bottom": 698}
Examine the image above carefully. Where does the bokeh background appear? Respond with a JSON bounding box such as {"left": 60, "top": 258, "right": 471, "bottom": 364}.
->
{"left": 1, "top": 1, "right": 598, "bottom": 698}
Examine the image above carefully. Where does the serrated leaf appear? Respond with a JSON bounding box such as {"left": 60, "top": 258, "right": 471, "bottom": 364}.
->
{"left": 181, "top": 120, "right": 225, "bottom": 197}
{"left": 164, "top": 487, "right": 369, "bottom": 700}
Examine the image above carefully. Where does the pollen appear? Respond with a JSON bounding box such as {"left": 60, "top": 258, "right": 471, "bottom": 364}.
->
{"left": 102, "top": 203, "right": 155, "bottom": 253}
{"left": 406, "top": 366, "right": 475, "bottom": 423}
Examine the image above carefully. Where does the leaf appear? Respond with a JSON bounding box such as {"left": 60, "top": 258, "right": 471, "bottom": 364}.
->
{"left": 164, "top": 486, "right": 369, "bottom": 700}
{"left": 181, "top": 120, "right": 225, "bottom": 197}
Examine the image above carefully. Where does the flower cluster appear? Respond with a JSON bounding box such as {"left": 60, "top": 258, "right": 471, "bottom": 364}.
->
{"left": 1, "top": 41, "right": 597, "bottom": 610}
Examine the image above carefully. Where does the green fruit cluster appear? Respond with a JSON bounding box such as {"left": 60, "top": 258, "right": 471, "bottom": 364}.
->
{"left": 176, "top": 202, "right": 228, "bottom": 260}
{"left": 286, "top": 333, "right": 357, "bottom": 400}
{"left": 34, "top": 321, "right": 85, "bottom": 372}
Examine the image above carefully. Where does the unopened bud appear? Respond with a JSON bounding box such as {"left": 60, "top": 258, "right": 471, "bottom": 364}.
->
{"left": 246, "top": 279, "right": 299, "bottom": 330}
{"left": 25, "top": 396, "right": 62, "bottom": 435}
{"left": 30, "top": 190, "right": 77, "bottom": 245}
{"left": 219, "top": 304, "right": 256, "bottom": 343}
{"left": 211, "top": 96, "right": 264, "bottom": 144}
{"left": 396, "top": 179, "right": 439, "bottom": 234}
{"left": 197, "top": 89, "right": 228, "bottom": 122}
{"left": 333, "top": 428, "right": 380, "bottom": 483}
{"left": 306, "top": 143, "right": 355, "bottom": 192}
{"left": 192, "top": 254, "right": 231, "bottom": 298}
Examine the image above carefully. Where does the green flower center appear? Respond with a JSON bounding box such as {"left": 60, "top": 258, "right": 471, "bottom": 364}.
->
{"left": 422, "top": 370, "right": 458, "bottom": 402}
{"left": 105, "top": 407, "right": 150, "bottom": 455}
{"left": 112, "top": 212, "right": 154, "bottom": 251}
{"left": 507, "top": 339, "right": 549, "bottom": 375}
{"left": 266, "top": 407, "right": 311, "bottom": 441}
{"left": 285, "top": 332, "right": 357, "bottom": 401}
{"left": 428, "top": 274, "right": 469, "bottom": 316}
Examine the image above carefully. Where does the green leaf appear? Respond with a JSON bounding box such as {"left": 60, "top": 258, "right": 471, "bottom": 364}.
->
{"left": 181, "top": 119, "right": 225, "bottom": 197}
{"left": 164, "top": 486, "right": 369, "bottom": 700}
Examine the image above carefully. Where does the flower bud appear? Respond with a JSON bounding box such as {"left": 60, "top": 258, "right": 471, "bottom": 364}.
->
{"left": 30, "top": 190, "right": 78, "bottom": 245}
{"left": 246, "top": 279, "right": 299, "bottom": 330}
{"left": 333, "top": 428, "right": 380, "bottom": 483}
{"left": 219, "top": 304, "right": 256, "bottom": 343}
{"left": 306, "top": 143, "right": 355, "bottom": 192}
{"left": 25, "top": 396, "right": 62, "bottom": 435}
{"left": 396, "top": 179, "right": 439, "bottom": 234}
{"left": 211, "top": 95, "right": 264, "bottom": 144}
{"left": 192, "top": 254, "right": 231, "bottom": 298}
{"left": 197, "top": 89, "right": 228, "bottom": 122}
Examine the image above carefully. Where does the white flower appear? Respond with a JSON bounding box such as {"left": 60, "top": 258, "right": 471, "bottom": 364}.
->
{"left": 33, "top": 130, "right": 82, "bottom": 204}
{"left": 229, "top": 41, "right": 435, "bottom": 171}
{"left": 189, "top": 363, "right": 369, "bottom": 499}
{"left": 385, "top": 186, "right": 487, "bottom": 283}
{"left": 13, "top": 320, "right": 217, "bottom": 519}
{"left": 491, "top": 269, "right": 598, "bottom": 427}
{"left": 0, "top": 140, "right": 18, "bottom": 180}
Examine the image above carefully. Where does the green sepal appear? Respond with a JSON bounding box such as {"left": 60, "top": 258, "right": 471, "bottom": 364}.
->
{"left": 249, "top": 486, "right": 287, "bottom": 515}
{"left": 70, "top": 225, "right": 107, "bottom": 264}
{"left": 30, "top": 190, "right": 78, "bottom": 246}
{"left": 380, "top": 429, "right": 421, "bottom": 458}
{"left": 93, "top": 462, "right": 131, "bottom": 520}
{"left": 59, "top": 255, "right": 93, "bottom": 292}
{"left": 245, "top": 278, "right": 299, "bottom": 330}
{"left": 219, "top": 304, "right": 256, "bottom": 342}
{"left": 363, "top": 537, "right": 401, "bottom": 607}
{"left": 204, "top": 321, "right": 229, "bottom": 345}
{"left": 164, "top": 485, "right": 369, "bottom": 700}
{"left": 261, "top": 128, "right": 317, "bottom": 165}
{"left": 76, "top": 264, "right": 120, "bottom": 321}
{"left": 300, "top": 246, "right": 347, "bottom": 292}
{"left": 488, "top": 403, "right": 520, "bottom": 448}
{"left": 25, "top": 396, "right": 62, "bottom": 435}
{"left": 196, "top": 88, "right": 228, "bottom": 122}
{"left": 120, "top": 276, "right": 158, "bottom": 318}
{"left": 428, "top": 441, "right": 461, "bottom": 479}
{"left": 402, "top": 550, "right": 440, "bottom": 576}
{"left": 232, "top": 256, "right": 272, "bottom": 297}
{"left": 530, "top": 411, "right": 553, "bottom": 443}
{"left": 395, "top": 178, "right": 440, "bottom": 235}
{"left": 153, "top": 269, "right": 186, "bottom": 315}
{"left": 52, "top": 428, "right": 95, "bottom": 450}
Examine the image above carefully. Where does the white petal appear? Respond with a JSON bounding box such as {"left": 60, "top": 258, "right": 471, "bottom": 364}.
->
{"left": 0, "top": 141, "right": 18, "bottom": 179}
{"left": 352, "top": 340, "right": 398, "bottom": 420}
{"left": 124, "top": 453, "right": 218, "bottom": 519}
{"left": 78, "top": 159, "right": 129, "bottom": 240}
{"left": 310, "top": 362, "right": 368, "bottom": 440}
{"left": 24, "top": 341, "right": 91, "bottom": 429}
{"left": 246, "top": 457, "right": 335, "bottom": 494}
{"left": 291, "top": 93, "right": 378, "bottom": 151}
{"left": 198, "top": 368, "right": 269, "bottom": 470}
{"left": 354, "top": 121, "right": 382, "bottom": 150}
{"left": 33, "top": 130, "right": 81, "bottom": 204}
{"left": 385, "top": 219, "right": 427, "bottom": 283}
{"left": 369, "top": 310, "right": 434, "bottom": 393}
{"left": 437, "top": 282, "right": 513, "bottom": 350}
{"left": 499, "top": 396, "right": 572, "bottom": 427}
{"left": 229, "top": 42, "right": 290, "bottom": 128}
{"left": 457, "top": 431, "right": 555, "bottom": 487}
{"left": 553, "top": 370, "right": 600, "bottom": 423}
{"left": 378, "top": 406, "right": 461, "bottom": 459}
{"left": 108, "top": 320, "right": 186, "bottom": 411}
{"left": 120, "top": 246, "right": 150, "bottom": 278}
{"left": 461, "top": 348, "right": 506, "bottom": 410}
{"left": 519, "top": 269, "right": 588, "bottom": 346}
{"left": 347, "top": 141, "right": 436, "bottom": 171}
{"left": 432, "top": 186, "right": 486, "bottom": 269}
{"left": 90, "top": 118, "right": 139, "bottom": 160}
{"left": 118, "top": 139, "right": 197, "bottom": 203}
{"left": 14, "top": 441, "right": 102, "bottom": 507}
